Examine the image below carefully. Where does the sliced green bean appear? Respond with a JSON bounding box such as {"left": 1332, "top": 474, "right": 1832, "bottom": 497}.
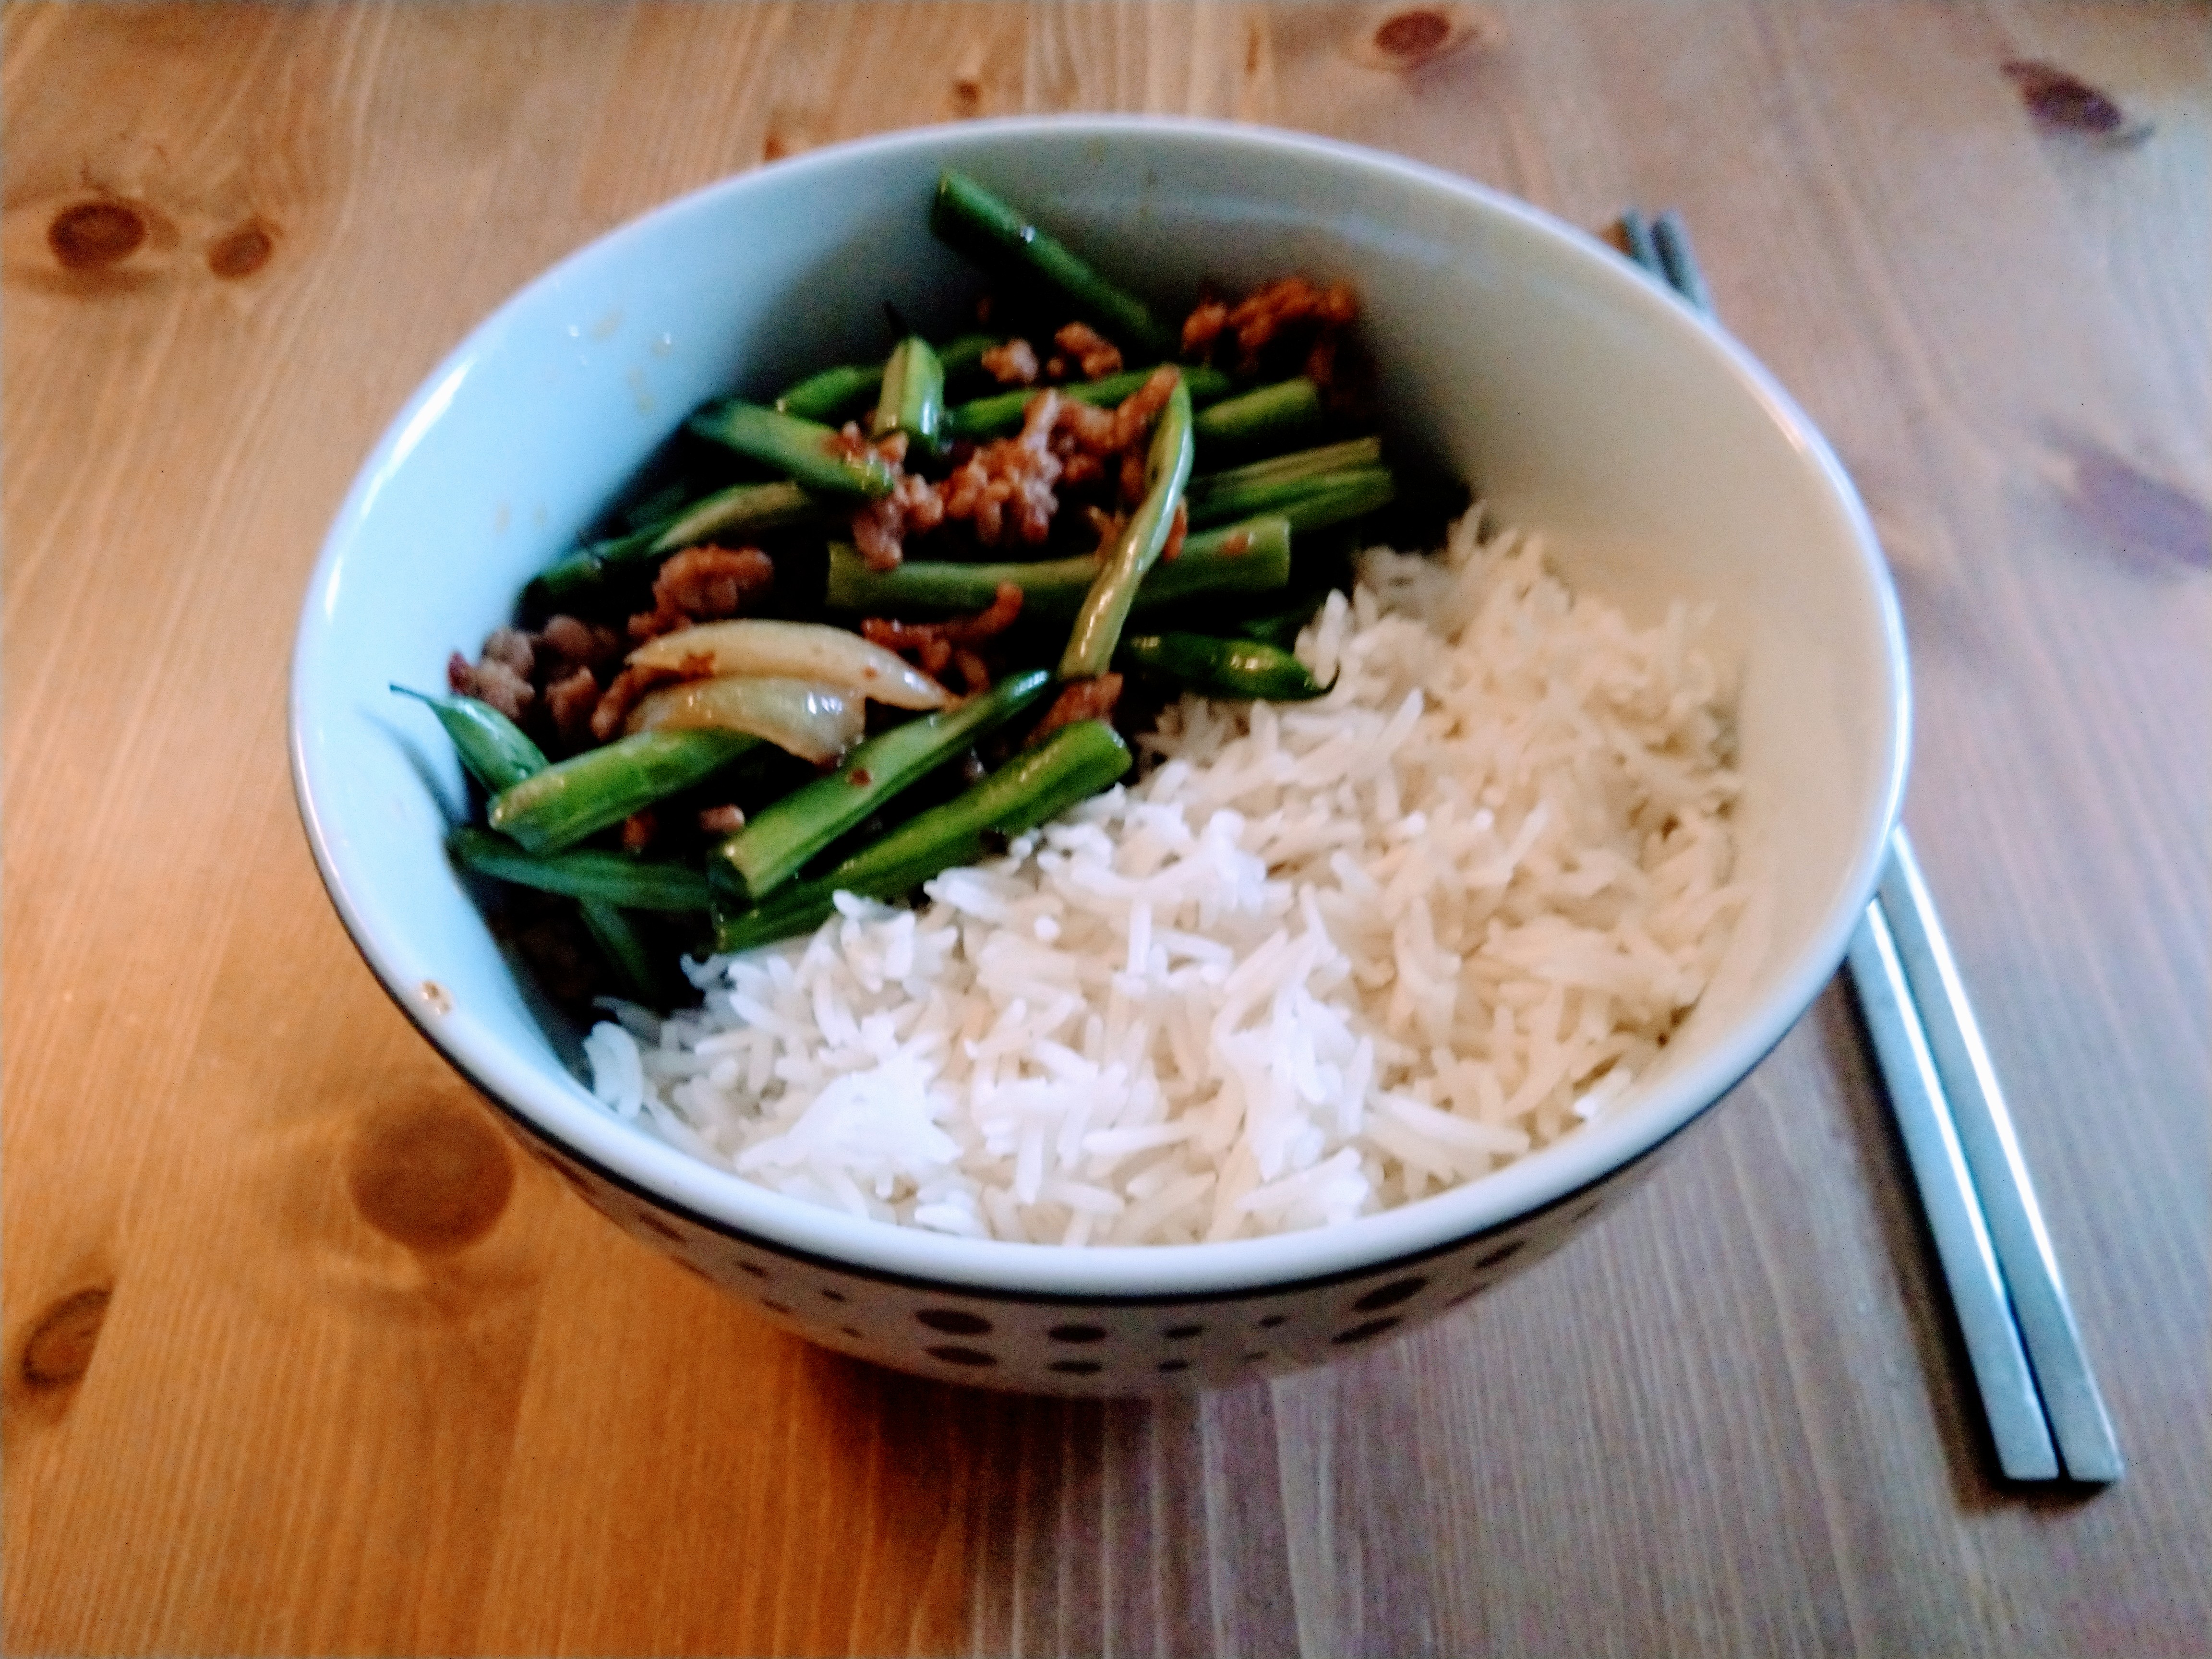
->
{"left": 713, "top": 667, "right": 1054, "bottom": 903}
{"left": 653, "top": 478, "right": 819, "bottom": 550}
{"left": 686, "top": 400, "right": 897, "bottom": 499}
{"left": 618, "top": 480, "right": 695, "bottom": 531}
{"left": 871, "top": 335, "right": 945, "bottom": 456}
{"left": 1268, "top": 467, "right": 1396, "bottom": 534}
{"left": 578, "top": 898, "right": 669, "bottom": 1003}
{"left": 1231, "top": 590, "right": 1330, "bottom": 649}
{"left": 527, "top": 480, "right": 820, "bottom": 615}
{"left": 944, "top": 363, "right": 1233, "bottom": 442}
{"left": 1183, "top": 464, "right": 1390, "bottom": 531}
{"left": 937, "top": 332, "right": 997, "bottom": 384}
{"left": 931, "top": 170, "right": 1174, "bottom": 358}
{"left": 1192, "top": 377, "right": 1324, "bottom": 449}
{"left": 451, "top": 827, "right": 712, "bottom": 912}
{"left": 488, "top": 729, "right": 763, "bottom": 854}
{"left": 1059, "top": 376, "right": 1196, "bottom": 678}
{"left": 401, "top": 689, "right": 683, "bottom": 997}
{"left": 714, "top": 720, "right": 1132, "bottom": 952}
{"left": 391, "top": 686, "right": 548, "bottom": 793}
{"left": 1116, "top": 632, "right": 1328, "bottom": 700}
{"left": 1188, "top": 437, "right": 1382, "bottom": 510}
{"left": 843, "top": 719, "right": 1131, "bottom": 887}
{"left": 775, "top": 332, "right": 997, "bottom": 422}
{"left": 775, "top": 362, "right": 884, "bottom": 423}
{"left": 824, "top": 514, "right": 1292, "bottom": 619}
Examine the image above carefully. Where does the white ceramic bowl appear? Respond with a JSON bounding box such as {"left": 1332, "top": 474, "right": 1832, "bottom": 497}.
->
{"left": 291, "top": 118, "right": 1907, "bottom": 1394}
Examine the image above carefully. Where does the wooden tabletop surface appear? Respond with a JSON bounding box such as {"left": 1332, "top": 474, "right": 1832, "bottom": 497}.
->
{"left": 5, "top": 3, "right": 2206, "bottom": 1654}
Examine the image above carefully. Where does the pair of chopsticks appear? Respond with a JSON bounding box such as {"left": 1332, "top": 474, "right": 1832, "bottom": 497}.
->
{"left": 1615, "top": 208, "right": 2122, "bottom": 1486}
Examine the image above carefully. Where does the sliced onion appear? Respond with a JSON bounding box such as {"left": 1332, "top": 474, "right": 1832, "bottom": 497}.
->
{"left": 627, "top": 620, "right": 954, "bottom": 710}
{"left": 625, "top": 675, "right": 864, "bottom": 764}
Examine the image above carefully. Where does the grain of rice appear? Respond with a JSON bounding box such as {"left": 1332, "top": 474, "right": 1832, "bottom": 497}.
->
{"left": 587, "top": 512, "right": 1747, "bottom": 1243}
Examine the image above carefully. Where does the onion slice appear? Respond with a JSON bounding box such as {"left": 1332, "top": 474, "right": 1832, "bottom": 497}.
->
{"left": 627, "top": 620, "right": 954, "bottom": 709}
{"left": 624, "top": 675, "right": 864, "bottom": 764}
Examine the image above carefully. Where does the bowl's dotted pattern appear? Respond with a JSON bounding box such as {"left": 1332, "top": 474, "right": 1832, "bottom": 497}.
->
{"left": 512, "top": 1125, "right": 1655, "bottom": 1394}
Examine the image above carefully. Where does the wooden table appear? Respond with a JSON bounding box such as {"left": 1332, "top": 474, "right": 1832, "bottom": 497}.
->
{"left": 6, "top": 4, "right": 2206, "bottom": 1653}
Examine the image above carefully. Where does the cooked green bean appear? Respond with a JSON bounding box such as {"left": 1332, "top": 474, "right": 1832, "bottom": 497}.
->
{"left": 451, "top": 827, "right": 713, "bottom": 912}
{"left": 488, "top": 729, "right": 764, "bottom": 854}
{"left": 774, "top": 332, "right": 998, "bottom": 423}
{"left": 1230, "top": 591, "right": 1329, "bottom": 649}
{"left": 577, "top": 897, "right": 668, "bottom": 1003}
{"left": 714, "top": 719, "right": 1131, "bottom": 952}
{"left": 440, "top": 170, "right": 1425, "bottom": 998}
{"left": 931, "top": 170, "right": 1174, "bottom": 358}
{"left": 527, "top": 480, "right": 820, "bottom": 614}
{"left": 871, "top": 335, "right": 945, "bottom": 456}
{"left": 936, "top": 332, "right": 997, "bottom": 385}
{"left": 1191, "top": 377, "right": 1324, "bottom": 449}
{"left": 944, "top": 363, "right": 1234, "bottom": 441}
{"left": 686, "top": 400, "right": 897, "bottom": 498}
{"left": 391, "top": 686, "right": 548, "bottom": 793}
{"left": 1187, "top": 437, "right": 1382, "bottom": 519}
{"left": 713, "top": 667, "right": 1054, "bottom": 903}
{"left": 399, "top": 689, "right": 681, "bottom": 995}
{"left": 774, "top": 361, "right": 884, "bottom": 423}
{"left": 1138, "top": 517, "right": 1297, "bottom": 608}
{"left": 1059, "top": 377, "right": 1196, "bottom": 678}
{"left": 1116, "top": 631, "right": 1329, "bottom": 700}
{"left": 824, "top": 514, "right": 1292, "bottom": 619}
{"left": 1267, "top": 466, "right": 1396, "bottom": 534}
{"left": 1184, "top": 464, "right": 1390, "bottom": 531}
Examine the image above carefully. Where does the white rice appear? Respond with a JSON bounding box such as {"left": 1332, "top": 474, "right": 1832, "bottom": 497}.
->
{"left": 585, "top": 512, "right": 1747, "bottom": 1244}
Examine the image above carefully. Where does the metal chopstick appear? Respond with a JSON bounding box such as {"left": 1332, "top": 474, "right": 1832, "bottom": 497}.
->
{"left": 1876, "top": 832, "right": 2123, "bottom": 1480}
{"left": 1620, "top": 207, "right": 2121, "bottom": 1484}
{"left": 1844, "top": 902, "right": 2058, "bottom": 1477}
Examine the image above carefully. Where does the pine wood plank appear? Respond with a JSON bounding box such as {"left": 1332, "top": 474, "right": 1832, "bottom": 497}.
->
{"left": 5, "top": 4, "right": 2205, "bottom": 1656}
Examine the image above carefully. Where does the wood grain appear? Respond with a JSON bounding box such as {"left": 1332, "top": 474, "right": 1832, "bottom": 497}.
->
{"left": 5, "top": 3, "right": 2206, "bottom": 1655}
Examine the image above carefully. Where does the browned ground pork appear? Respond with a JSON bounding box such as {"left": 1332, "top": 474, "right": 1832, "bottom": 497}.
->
{"left": 447, "top": 626, "right": 536, "bottom": 719}
{"left": 843, "top": 365, "right": 1184, "bottom": 568}
{"left": 1182, "top": 275, "right": 1358, "bottom": 390}
{"left": 981, "top": 338, "right": 1040, "bottom": 385}
{"left": 863, "top": 582, "right": 1025, "bottom": 688}
{"left": 1029, "top": 672, "right": 1124, "bottom": 745}
{"left": 452, "top": 546, "right": 774, "bottom": 754}
{"left": 1051, "top": 321, "right": 1123, "bottom": 381}
{"left": 851, "top": 469, "right": 950, "bottom": 571}
{"left": 940, "top": 391, "right": 1069, "bottom": 548}
{"left": 628, "top": 545, "right": 775, "bottom": 642}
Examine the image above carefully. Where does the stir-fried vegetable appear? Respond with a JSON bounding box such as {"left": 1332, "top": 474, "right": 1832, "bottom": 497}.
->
{"left": 625, "top": 676, "right": 865, "bottom": 763}
{"left": 931, "top": 170, "right": 1174, "bottom": 358}
{"left": 526, "top": 481, "right": 820, "bottom": 615}
{"left": 823, "top": 515, "right": 1294, "bottom": 618}
{"left": 451, "top": 827, "right": 712, "bottom": 911}
{"left": 714, "top": 667, "right": 1054, "bottom": 903}
{"left": 415, "top": 169, "right": 1423, "bottom": 998}
{"left": 685, "top": 400, "right": 898, "bottom": 498}
{"left": 871, "top": 335, "right": 946, "bottom": 456}
{"left": 774, "top": 333, "right": 998, "bottom": 422}
{"left": 577, "top": 896, "right": 671, "bottom": 1005}
{"left": 713, "top": 719, "right": 1133, "bottom": 953}
{"left": 774, "top": 361, "right": 884, "bottom": 423}
{"left": 489, "top": 729, "right": 762, "bottom": 854}
{"left": 945, "top": 363, "right": 1234, "bottom": 441}
{"left": 1059, "top": 376, "right": 1196, "bottom": 678}
{"left": 391, "top": 686, "right": 548, "bottom": 792}
{"left": 1185, "top": 437, "right": 1383, "bottom": 527}
{"left": 1116, "top": 632, "right": 1331, "bottom": 701}
{"left": 627, "top": 619, "right": 956, "bottom": 709}
{"left": 1192, "top": 377, "right": 1324, "bottom": 450}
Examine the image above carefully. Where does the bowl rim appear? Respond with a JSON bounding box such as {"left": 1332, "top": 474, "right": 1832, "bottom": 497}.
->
{"left": 290, "top": 113, "right": 1910, "bottom": 1299}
